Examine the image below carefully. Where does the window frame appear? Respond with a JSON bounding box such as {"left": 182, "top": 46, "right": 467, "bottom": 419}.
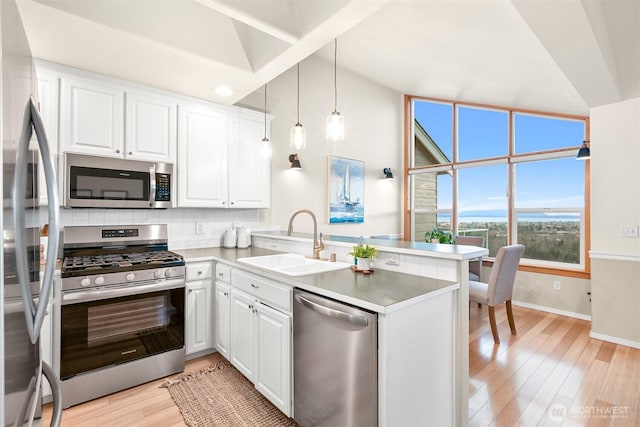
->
{"left": 403, "top": 95, "right": 590, "bottom": 278}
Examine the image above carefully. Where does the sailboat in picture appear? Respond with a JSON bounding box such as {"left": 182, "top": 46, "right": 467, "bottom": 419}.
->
{"left": 329, "top": 156, "right": 364, "bottom": 223}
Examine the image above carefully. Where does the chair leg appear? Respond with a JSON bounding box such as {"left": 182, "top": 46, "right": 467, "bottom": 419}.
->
{"left": 506, "top": 300, "right": 517, "bottom": 335}
{"left": 488, "top": 306, "right": 500, "bottom": 344}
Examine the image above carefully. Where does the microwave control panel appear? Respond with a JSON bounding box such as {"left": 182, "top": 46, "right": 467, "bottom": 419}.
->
{"left": 155, "top": 173, "right": 171, "bottom": 201}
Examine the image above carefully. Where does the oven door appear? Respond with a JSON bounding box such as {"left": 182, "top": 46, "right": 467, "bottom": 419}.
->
{"left": 60, "top": 282, "right": 184, "bottom": 380}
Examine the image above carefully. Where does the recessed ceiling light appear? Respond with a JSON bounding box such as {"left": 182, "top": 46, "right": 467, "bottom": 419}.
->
{"left": 215, "top": 86, "right": 234, "bottom": 97}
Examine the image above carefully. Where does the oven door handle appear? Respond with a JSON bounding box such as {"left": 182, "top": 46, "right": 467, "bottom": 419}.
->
{"left": 62, "top": 279, "right": 185, "bottom": 305}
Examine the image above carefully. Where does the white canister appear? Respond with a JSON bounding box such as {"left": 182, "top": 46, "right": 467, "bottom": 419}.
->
{"left": 236, "top": 227, "right": 251, "bottom": 248}
{"left": 223, "top": 228, "right": 237, "bottom": 248}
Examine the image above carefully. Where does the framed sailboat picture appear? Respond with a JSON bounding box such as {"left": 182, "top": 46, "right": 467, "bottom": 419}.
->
{"left": 328, "top": 156, "right": 364, "bottom": 223}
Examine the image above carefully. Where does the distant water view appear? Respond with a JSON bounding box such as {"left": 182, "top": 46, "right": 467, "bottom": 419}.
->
{"left": 435, "top": 215, "right": 580, "bottom": 263}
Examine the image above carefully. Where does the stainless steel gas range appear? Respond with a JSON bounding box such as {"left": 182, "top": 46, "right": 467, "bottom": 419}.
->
{"left": 59, "top": 224, "right": 186, "bottom": 408}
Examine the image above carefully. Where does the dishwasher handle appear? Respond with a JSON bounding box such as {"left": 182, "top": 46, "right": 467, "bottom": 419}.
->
{"left": 295, "top": 294, "right": 369, "bottom": 327}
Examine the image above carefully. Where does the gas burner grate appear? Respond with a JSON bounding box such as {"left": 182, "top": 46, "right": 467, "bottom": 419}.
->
{"left": 62, "top": 250, "right": 184, "bottom": 275}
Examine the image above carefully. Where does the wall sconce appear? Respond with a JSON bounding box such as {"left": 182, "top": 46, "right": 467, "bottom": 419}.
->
{"left": 576, "top": 140, "right": 590, "bottom": 160}
{"left": 289, "top": 154, "right": 302, "bottom": 169}
{"left": 383, "top": 168, "right": 394, "bottom": 180}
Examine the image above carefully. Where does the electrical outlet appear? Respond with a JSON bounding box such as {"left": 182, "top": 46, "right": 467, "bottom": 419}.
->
{"left": 622, "top": 225, "right": 639, "bottom": 238}
{"left": 385, "top": 255, "right": 400, "bottom": 266}
{"left": 553, "top": 281, "right": 561, "bottom": 291}
{"left": 195, "top": 221, "right": 205, "bottom": 234}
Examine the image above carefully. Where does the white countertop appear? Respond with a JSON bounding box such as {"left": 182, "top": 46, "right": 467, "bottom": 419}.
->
{"left": 252, "top": 230, "right": 488, "bottom": 260}
{"left": 174, "top": 246, "right": 459, "bottom": 314}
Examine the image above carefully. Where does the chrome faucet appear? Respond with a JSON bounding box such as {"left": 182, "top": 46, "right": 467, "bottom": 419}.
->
{"left": 287, "top": 209, "right": 325, "bottom": 259}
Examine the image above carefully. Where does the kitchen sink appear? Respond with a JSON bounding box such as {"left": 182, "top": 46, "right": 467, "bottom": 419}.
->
{"left": 236, "top": 253, "right": 352, "bottom": 277}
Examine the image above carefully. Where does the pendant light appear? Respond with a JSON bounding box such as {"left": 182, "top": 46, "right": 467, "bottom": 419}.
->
{"left": 290, "top": 63, "right": 306, "bottom": 150}
{"left": 261, "top": 84, "right": 272, "bottom": 159}
{"left": 326, "top": 38, "right": 344, "bottom": 143}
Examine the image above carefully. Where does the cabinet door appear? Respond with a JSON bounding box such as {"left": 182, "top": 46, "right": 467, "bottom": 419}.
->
{"left": 229, "top": 289, "right": 255, "bottom": 382}
{"left": 60, "top": 77, "right": 124, "bottom": 157}
{"left": 228, "top": 114, "right": 270, "bottom": 208}
{"left": 125, "top": 91, "right": 176, "bottom": 163}
{"left": 255, "top": 302, "right": 291, "bottom": 416}
{"left": 35, "top": 69, "right": 59, "bottom": 206}
{"left": 177, "top": 102, "right": 228, "bottom": 207}
{"left": 214, "top": 281, "right": 230, "bottom": 360}
{"left": 186, "top": 280, "right": 213, "bottom": 355}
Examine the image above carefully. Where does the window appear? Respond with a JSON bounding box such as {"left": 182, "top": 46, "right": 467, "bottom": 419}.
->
{"left": 407, "top": 97, "right": 589, "bottom": 272}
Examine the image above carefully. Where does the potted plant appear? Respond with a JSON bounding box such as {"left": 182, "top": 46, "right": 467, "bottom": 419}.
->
{"left": 348, "top": 244, "right": 378, "bottom": 271}
{"left": 424, "top": 227, "right": 456, "bottom": 244}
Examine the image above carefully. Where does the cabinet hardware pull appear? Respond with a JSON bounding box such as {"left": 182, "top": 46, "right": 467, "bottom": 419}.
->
{"left": 197, "top": 271, "right": 202, "bottom": 275}
{"left": 251, "top": 283, "right": 259, "bottom": 289}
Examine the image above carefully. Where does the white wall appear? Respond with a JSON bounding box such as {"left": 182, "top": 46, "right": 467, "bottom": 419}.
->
{"left": 589, "top": 97, "right": 640, "bottom": 346}
{"left": 240, "top": 55, "right": 403, "bottom": 237}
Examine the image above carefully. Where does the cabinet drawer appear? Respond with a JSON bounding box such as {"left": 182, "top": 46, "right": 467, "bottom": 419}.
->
{"left": 216, "top": 263, "right": 231, "bottom": 283}
{"left": 232, "top": 269, "right": 291, "bottom": 313}
{"left": 186, "top": 262, "right": 213, "bottom": 281}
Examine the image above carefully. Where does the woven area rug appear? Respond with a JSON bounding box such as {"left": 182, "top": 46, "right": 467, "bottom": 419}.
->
{"left": 162, "top": 360, "right": 296, "bottom": 427}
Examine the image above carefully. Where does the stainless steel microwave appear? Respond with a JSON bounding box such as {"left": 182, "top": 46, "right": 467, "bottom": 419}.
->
{"left": 64, "top": 153, "right": 173, "bottom": 208}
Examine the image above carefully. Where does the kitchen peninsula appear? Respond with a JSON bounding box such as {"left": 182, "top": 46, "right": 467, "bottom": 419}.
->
{"left": 176, "top": 232, "right": 487, "bottom": 426}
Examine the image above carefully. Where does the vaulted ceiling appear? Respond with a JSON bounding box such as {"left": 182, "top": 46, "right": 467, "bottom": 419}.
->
{"left": 17, "top": 0, "right": 639, "bottom": 115}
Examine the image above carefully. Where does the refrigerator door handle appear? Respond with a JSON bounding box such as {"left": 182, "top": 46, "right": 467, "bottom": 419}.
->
{"left": 43, "top": 361, "right": 63, "bottom": 427}
{"left": 13, "top": 96, "right": 60, "bottom": 344}
{"left": 295, "top": 294, "right": 369, "bottom": 327}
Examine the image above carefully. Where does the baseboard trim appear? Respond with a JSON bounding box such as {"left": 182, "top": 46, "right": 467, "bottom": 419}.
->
{"left": 589, "top": 331, "right": 640, "bottom": 349}
{"left": 512, "top": 300, "right": 591, "bottom": 321}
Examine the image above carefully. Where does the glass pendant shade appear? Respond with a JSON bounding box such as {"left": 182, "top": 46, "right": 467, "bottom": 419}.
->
{"left": 290, "top": 123, "right": 306, "bottom": 150}
{"left": 261, "top": 137, "right": 272, "bottom": 159}
{"left": 326, "top": 111, "right": 344, "bottom": 143}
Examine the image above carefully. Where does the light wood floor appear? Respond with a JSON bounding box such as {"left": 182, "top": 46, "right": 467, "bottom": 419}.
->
{"left": 469, "top": 304, "right": 640, "bottom": 426}
{"left": 44, "top": 304, "right": 640, "bottom": 426}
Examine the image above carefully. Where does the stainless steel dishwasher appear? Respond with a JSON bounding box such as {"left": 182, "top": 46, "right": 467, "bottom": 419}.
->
{"left": 293, "top": 289, "right": 377, "bottom": 427}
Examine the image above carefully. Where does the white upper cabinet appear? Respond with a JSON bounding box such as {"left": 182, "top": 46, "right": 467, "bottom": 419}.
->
{"left": 35, "top": 68, "right": 60, "bottom": 206}
{"left": 178, "top": 105, "right": 271, "bottom": 209}
{"left": 60, "top": 76, "right": 125, "bottom": 158}
{"left": 125, "top": 91, "right": 176, "bottom": 163}
{"left": 228, "top": 110, "right": 271, "bottom": 208}
{"left": 177, "top": 102, "right": 228, "bottom": 208}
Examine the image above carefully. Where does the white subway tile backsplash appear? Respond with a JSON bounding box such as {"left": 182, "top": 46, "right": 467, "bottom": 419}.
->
{"left": 56, "top": 207, "right": 259, "bottom": 250}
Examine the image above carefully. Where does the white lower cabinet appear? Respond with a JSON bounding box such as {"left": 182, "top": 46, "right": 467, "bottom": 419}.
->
{"left": 229, "top": 289, "right": 255, "bottom": 380}
{"left": 214, "top": 281, "right": 230, "bottom": 360}
{"left": 228, "top": 270, "right": 292, "bottom": 417}
{"left": 185, "top": 261, "right": 214, "bottom": 355}
{"left": 254, "top": 301, "right": 291, "bottom": 414}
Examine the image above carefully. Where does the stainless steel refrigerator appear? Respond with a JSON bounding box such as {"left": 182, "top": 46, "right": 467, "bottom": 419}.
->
{"left": 1, "top": 0, "right": 62, "bottom": 425}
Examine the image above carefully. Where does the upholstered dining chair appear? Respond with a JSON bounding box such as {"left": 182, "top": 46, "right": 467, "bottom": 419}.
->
{"left": 455, "top": 235, "right": 485, "bottom": 281}
{"left": 469, "top": 244, "right": 525, "bottom": 344}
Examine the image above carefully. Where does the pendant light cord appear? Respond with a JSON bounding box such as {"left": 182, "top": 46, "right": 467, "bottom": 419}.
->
{"left": 263, "top": 84, "right": 267, "bottom": 139}
{"left": 296, "top": 62, "right": 300, "bottom": 124}
{"left": 333, "top": 38, "right": 338, "bottom": 112}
